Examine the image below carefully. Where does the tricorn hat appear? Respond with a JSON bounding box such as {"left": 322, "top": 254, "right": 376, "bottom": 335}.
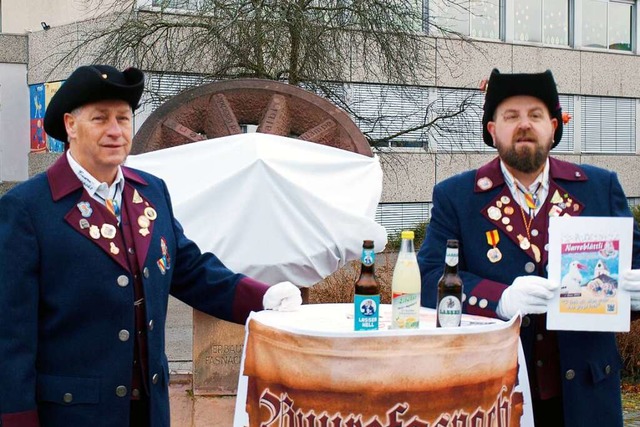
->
{"left": 482, "top": 69, "right": 563, "bottom": 148}
{"left": 43, "top": 65, "right": 145, "bottom": 142}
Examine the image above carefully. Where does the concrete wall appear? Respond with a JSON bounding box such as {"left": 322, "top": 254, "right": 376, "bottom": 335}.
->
{"left": 0, "top": 60, "right": 29, "bottom": 181}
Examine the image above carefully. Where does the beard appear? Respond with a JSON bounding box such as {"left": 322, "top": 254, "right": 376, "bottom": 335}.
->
{"left": 496, "top": 131, "right": 552, "bottom": 174}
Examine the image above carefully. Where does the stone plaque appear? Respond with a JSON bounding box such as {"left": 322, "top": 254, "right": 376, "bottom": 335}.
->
{"left": 192, "top": 309, "right": 246, "bottom": 395}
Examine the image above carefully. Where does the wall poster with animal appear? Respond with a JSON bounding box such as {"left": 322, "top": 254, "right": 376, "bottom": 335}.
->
{"left": 548, "top": 216, "right": 633, "bottom": 332}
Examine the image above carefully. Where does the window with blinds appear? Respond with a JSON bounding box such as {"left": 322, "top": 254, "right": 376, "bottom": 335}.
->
{"left": 553, "top": 94, "right": 575, "bottom": 152}
{"left": 581, "top": 96, "right": 636, "bottom": 153}
{"left": 432, "top": 88, "right": 486, "bottom": 152}
{"left": 349, "top": 83, "right": 431, "bottom": 148}
{"left": 375, "top": 202, "right": 432, "bottom": 236}
{"left": 144, "top": 73, "right": 215, "bottom": 109}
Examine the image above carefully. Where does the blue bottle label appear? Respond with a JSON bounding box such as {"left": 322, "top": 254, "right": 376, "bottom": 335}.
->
{"left": 354, "top": 294, "right": 380, "bottom": 331}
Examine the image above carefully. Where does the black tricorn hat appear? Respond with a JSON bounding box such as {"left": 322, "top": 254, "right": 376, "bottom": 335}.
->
{"left": 43, "top": 65, "right": 144, "bottom": 142}
{"left": 482, "top": 69, "right": 563, "bottom": 148}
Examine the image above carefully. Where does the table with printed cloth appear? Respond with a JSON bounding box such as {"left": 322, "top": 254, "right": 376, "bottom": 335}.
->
{"left": 233, "top": 304, "right": 534, "bottom": 427}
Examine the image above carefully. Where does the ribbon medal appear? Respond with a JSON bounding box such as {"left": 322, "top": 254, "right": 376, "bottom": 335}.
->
{"left": 485, "top": 230, "right": 502, "bottom": 263}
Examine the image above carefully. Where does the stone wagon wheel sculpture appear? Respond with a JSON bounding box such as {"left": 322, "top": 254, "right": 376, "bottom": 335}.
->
{"left": 132, "top": 78, "right": 372, "bottom": 157}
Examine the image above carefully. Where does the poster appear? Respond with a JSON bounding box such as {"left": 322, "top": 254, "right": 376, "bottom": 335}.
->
{"left": 547, "top": 216, "right": 633, "bottom": 332}
{"left": 45, "top": 81, "right": 64, "bottom": 153}
{"left": 29, "top": 84, "right": 47, "bottom": 152}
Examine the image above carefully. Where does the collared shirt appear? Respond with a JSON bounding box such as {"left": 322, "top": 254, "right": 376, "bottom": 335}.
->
{"left": 500, "top": 158, "right": 550, "bottom": 218}
{"left": 66, "top": 150, "right": 124, "bottom": 222}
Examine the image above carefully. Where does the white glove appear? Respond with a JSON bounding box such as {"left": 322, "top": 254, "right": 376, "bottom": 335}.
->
{"left": 262, "top": 281, "right": 302, "bottom": 311}
{"left": 496, "top": 276, "right": 559, "bottom": 319}
{"left": 620, "top": 269, "right": 640, "bottom": 311}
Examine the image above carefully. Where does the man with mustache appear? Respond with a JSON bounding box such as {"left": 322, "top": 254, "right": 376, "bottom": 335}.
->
{"left": 0, "top": 64, "right": 301, "bottom": 427}
{"left": 418, "top": 69, "right": 640, "bottom": 426}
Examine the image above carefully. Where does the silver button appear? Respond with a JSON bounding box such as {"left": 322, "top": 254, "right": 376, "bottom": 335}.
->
{"left": 536, "top": 360, "right": 544, "bottom": 367}
{"left": 116, "top": 385, "right": 128, "bottom": 397}
{"left": 63, "top": 393, "right": 73, "bottom": 403}
{"left": 118, "top": 330, "right": 130, "bottom": 342}
{"left": 152, "top": 373, "right": 159, "bottom": 384}
{"left": 479, "top": 299, "right": 488, "bottom": 309}
{"left": 605, "top": 365, "right": 611, "bottom": 375}
{"left": 117, "top": 275, "right": 129, "bottom": 287}
{"left": 536, "top": 333, "right": 544, "bottom": 341}
{"left": 143, "top": 267, "right": 150, "bottom": 279}
{"left": 128, "top": 247, "right": 135, "bottom": 255}
{"left": 148, "top": 320, "right": 154, "bottom": 331}
{"left": 468, "top": 296, "right": 478, "bottom": 306}
{"left": 524, "top": 262, "right": 535, "bottom": 273}
{"left": 531, "top": 229, "right": 539, "bottom": 237}
{"left": 522, "top": 316, "right": 531, "bottom": 327}
{"left": 544, "top": 243, "right": 549, "bottom": 251}
{"left": 132, "top": 388, "right": 140, "bottom": 398}
{"left": 565, "top": 369, "right": 576, "bottom": 380}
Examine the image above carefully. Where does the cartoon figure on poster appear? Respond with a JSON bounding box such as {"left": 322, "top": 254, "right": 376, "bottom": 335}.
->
{"left": 559, "top": 239, "right": 620, "bottom": 314}
{"left": 45, "top": 81, "right": 65, "bottom": 153}
{"left": 29, "top": 85, "right": 47, "bottom": 152}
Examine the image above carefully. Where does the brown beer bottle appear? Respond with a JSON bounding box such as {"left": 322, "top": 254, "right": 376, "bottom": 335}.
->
{"left": 436, "top": 239, "right": 463, "bottom": 328}
{"left": 354, "top": 240, "right": 380, "bottom": 331}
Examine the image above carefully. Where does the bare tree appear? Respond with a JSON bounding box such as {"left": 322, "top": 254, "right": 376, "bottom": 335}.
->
{"left": 49, "top": 0, "right": 482, "bottom": 151}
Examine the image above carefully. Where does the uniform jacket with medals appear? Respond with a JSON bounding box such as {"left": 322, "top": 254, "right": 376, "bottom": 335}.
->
{"left": 418, "top": 156, "right": 640, "bottom": 427}
{"left": 0, "top": 154, "right": 268, "bottom": 427}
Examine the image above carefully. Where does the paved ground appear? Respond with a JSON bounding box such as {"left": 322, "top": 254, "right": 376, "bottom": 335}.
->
{"left": 166, "top": 296, "right": 194, "bottom": 374}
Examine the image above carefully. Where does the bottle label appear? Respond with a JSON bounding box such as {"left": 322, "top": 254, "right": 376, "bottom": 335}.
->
{"left": 354, "top": 294, "right": 380, "bottom": 331}
{"left": 391, "top": 292, "right": 420, "bottom": 329}
{"left": 445, "top": 248, "right": 459, "bottom": 267}
{"left": 437, "top": 295, "right": 462, "bottom": 327}
{"left": 361, "top": 248, "right": 375, "bottom": 267}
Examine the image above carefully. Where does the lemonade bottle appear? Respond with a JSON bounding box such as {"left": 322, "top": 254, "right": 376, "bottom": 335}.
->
{"left": 391, "top": 230, "right": 421, "bottom": 329}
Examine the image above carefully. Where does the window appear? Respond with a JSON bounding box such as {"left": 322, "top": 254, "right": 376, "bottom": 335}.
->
{"left": 376, "top": 202, "right": 432, "bottom": 236}
{"left": 581, "top": 96, "right": 636, "bottom": 153}
{"left": 513, "top": 0, "right": 569, "bottom": 45}
{"left": 428, "top": 0, "right": 501, "bottom": 39}
{"left": 349, "top": 83, "right": 431, "bottom": 148}
{"left": 432, "top": 88, "right": 486, "bottom": 152}
{"left": 152, "top": 0, "right": 202, "bottom": 10}
{"left": 552, "top": 94, "right": 575, "bottom": 152}
{"left": 582, "top": 0, "right": 634, "bottom": 51}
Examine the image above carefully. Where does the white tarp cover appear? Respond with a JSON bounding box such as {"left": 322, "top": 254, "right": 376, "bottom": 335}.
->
{"left": 125, "top": 133, "right": 388, "bottom": 287}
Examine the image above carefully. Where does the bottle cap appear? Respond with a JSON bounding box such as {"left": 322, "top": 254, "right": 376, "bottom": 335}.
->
{"left": 401, "top": 230, "right": 414, "bottom": 240}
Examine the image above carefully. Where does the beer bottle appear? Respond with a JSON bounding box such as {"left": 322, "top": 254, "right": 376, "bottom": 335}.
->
{"left": 354, "top": 240, "right": 380, "bottom": 331}
{"left": 436, "top": 239, "right": 464, "bottom": 328}
{"left": 391, "top": 230, "right": 421, "bottom": 329}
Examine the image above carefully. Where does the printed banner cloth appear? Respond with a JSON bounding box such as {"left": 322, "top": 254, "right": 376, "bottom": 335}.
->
{"left": 235, "top": 304, "right": 531, "bottom": 427}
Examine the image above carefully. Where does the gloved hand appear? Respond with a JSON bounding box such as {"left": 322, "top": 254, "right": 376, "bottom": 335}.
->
{"left": 496, "top": 276, "right": 559, "bottom": 319}
{"left": 619, "top": 269, "right": 640, "bottom": 311}
{"left": 262, "top": 281, "right": 302, "bottom": 311}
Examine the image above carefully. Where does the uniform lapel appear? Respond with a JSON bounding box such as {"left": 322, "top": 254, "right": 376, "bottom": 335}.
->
{"left": 122, "top": 182, "right": 156, "bottom": 270}
{"left": 64, "top": 191, "right": 130, "bottom": 272}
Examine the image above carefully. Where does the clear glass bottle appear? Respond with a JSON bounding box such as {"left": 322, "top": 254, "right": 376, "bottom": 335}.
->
{"left": 391, "top": 231, "right": 421, "bottom": 329}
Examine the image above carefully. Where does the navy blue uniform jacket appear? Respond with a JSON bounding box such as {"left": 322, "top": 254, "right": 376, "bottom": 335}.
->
{"left": 418, "top": 156, "right": 640, "bottom": 427}
{"left": 0, "top": 155, "right": 268, "bottom": 426}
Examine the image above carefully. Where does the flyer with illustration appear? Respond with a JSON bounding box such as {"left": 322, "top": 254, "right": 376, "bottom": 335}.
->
{"left": 547, "top": 216, "right": 633, "bottom": 332}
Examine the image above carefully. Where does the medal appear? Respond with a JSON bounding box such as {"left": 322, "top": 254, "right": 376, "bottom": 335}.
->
{"left": 110, "top": 242, "right": 120, "bottom": 255}
{"left": 101, "top": 224, "right": 117, "bottom": 239}
{"left": 487, "top": 247, "right": 502, "bottom": 263}
{"left": 488, "top": 206, "right": 502, "bottom": 221}
{"left": 501, "top": 217, "right": 510, "bottom": 225}
{"left": 517, "top": 235, "right": 531, "bottom": 250}
{"left": 485, "top": 230, "right": 502, "bottom": 263}
{"left": 139, "top": 227, "right": 150, "bottom": 237}
{"left": 144, "top": 207, "right": 157, "bottom": 220}
{"left": 138, "top": 215, "right": 151, "bottom": 229}
{"left": 551, "top": 190, "right": 563, "bottom": 203}
{"left": 89, "top": 225, "right": 100, "bottom": 239}
{"left": 506, "top": 225, "right": 513, "bottom": 232}
{"left": 79, "top": 219, "right": 90, "bottom": 229}
{"left": 501, "top": 196, "right": 510, "bottom": 204}
{"left": 132, "top": 189, "right": 143, "bottom": 204}
{"left": 477, "top": 177, "right": 493, "bottom": 190}
{"left": 77, "top": 201, "right": 93, "bottom": 218}
{"left": 531, "top": 244, "right": 542, "bottom": 263}
{"left": 504, "top": 206, "right": 514, "bottom": 215}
